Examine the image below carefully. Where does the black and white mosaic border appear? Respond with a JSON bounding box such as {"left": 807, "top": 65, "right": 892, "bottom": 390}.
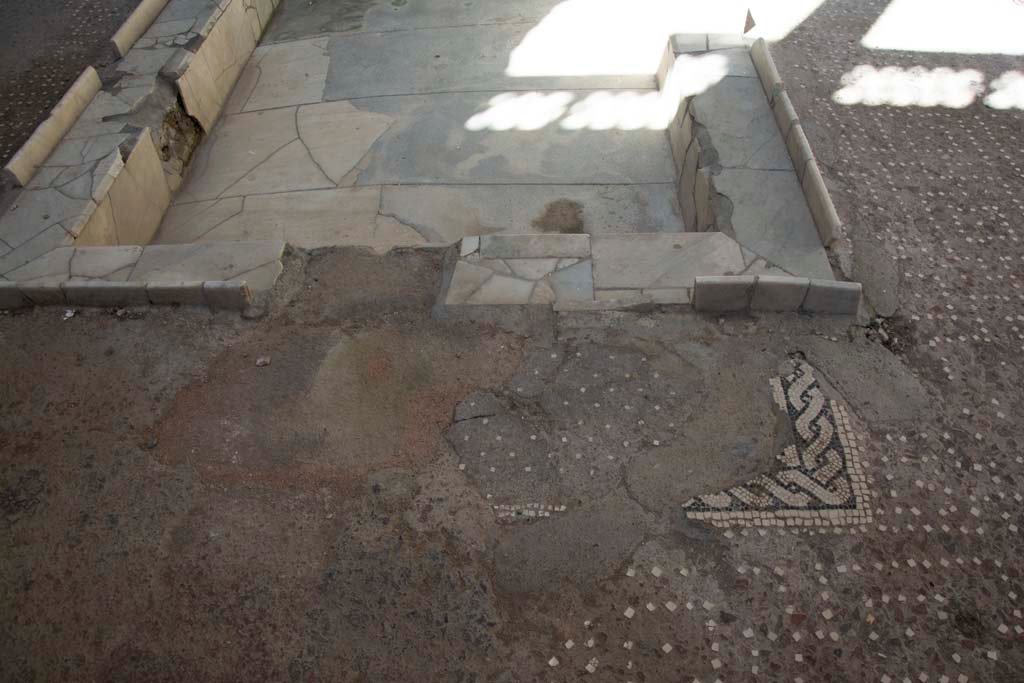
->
{"left": 683, "top": 362, "right": 872, "bottom": 528}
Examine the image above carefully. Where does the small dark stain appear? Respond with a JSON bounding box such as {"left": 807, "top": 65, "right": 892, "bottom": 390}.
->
{"left": 531, "top": 199, "right": 584, "bottom": 234}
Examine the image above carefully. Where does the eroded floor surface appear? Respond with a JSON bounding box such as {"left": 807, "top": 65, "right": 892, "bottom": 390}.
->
{"left": 4, "top": 0, "right": 1024, "bottom": 681}
{"left": 2, "top": 246, "right": 1022, "bottom": 681}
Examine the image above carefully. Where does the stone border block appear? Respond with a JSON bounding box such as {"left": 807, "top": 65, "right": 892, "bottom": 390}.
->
{"left": 18, "top": 282, "right": 66, "bottom": 306}
{"left": 802, "top": 279, "right": 861, "bottom": 315}
{"left": 110, "top": 0, "right": 173, "bottom": 58}
{"left": 4, "top": 67, "right": 102, "bottom": 186}
{"left": 786, "top": 124, "right": 815, "bottom": 182}
{"left": 0, "top": 281, "right": 30, "bottom": 309}
{"left": 750, "top": 38, "right": 783, "bottom": 104}
{"left": 693, "top": 275, "right": 755, "bottom": 312}
{"left": 146, "top": 281, "right": 207, "bottom": 305}
{"left": 480, "top": 234, "right": 590, "bottom": 259}
{"left": 63, "top": 281, "right": 150, "bottom": 307}
{"left": 750, "top": 275, "right": 809, "bottom": 312}
{"left": 771, "top": 90, "right": 799, "bottom": 138}
{"left": 801, "top": 161, "right": 841, "bottom": 246}
{"left": 203, "top": 281, "right": 252, "bottom": 310}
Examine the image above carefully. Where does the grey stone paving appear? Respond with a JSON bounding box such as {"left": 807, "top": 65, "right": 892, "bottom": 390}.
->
{"left": 322, "top": 24, "right": 652, "bottom": 100}
{"left": 265, "top": 0, "right": 556, "bottom": 43}
{"left": 347, "top": 93, "right": 677, "bottom": 186}
{"left": 591, "top": 232, "right": 746, "bottom": 289}
{"left": 691, "top": 76, "right": 792, "bottom": 171}
{"left": 157, "top": 0, "right": 689, "bottom": 250}
{"left": 715, "top": 168, "right": 834, "bottom": 279}
{"left": 378, "top": 183, "right": 683, "bottom": 238}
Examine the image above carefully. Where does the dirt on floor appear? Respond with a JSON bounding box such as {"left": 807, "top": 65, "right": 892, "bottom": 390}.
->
{"left": 532, "top": 199, "right": 585, "bottom": 234}
{"left": 0, "top": 248, "right": 534, "bottom": 680}
{"left": 6, "top": 243, "right": 995, "bottom": 681}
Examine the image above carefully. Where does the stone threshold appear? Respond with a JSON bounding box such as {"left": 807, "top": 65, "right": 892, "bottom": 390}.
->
{"left": 443, "top": 233, "right": 861, "bottom": 316}
{"left": 0, "top": 240, "right": 284, "bottom": 311}
{"left": 443, "top": 233, "right": 724, "bottom": 309}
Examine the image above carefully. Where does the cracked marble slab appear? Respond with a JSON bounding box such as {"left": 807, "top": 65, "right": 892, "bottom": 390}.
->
{"left": 156, "top": 187, "right": 425, "bottom": 250}
{"left": 174, "top": 101, "right": 392, "bottom": 202}
{"left": 690, "top": 77, "right": 792, "bottom": 171}
{"left": 128, "top": 240, "right": 286, "bottom": 290}
{"left": 446, "top": 256, "right": 594, "bottom": 306}
{"left": 2, "top": 246, "right": 144, "bottom": 284}
{"left": 713, "top": 169, "right": 834, "bottom": 280}
{"left": 225, "top": 37, "right": 330, "bottom": 114}
{"left": 379, "top": 184, "right": 683, "bottom": 242}
{"left": 0, "top": 225, "right": 76, "bottom": 276}
{"left": 345, "top": 93, "right": 677, "bottom": 186}
{"left": 0, "top": 184, "right": 97, "bottom": 250}
{"left": 43, "top": 133, "right": 131, "bottom": 168}
{"left": 591, "top": 232, "right": 746, "bottom": 290}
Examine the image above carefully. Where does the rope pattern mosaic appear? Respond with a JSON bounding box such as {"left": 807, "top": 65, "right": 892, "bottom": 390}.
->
{"left": 683, "top": 362, "right": 872, "bottom": 528}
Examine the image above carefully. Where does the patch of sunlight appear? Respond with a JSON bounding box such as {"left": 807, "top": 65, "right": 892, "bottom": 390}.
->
{"left": 505, "top": 0, "right": 756, "bottom": 78}
{"left": 561, "top": 91, "right": 673, "bottom": 130}
{"left": 464, "top": 64, "right": 729, "bottom": 133}
{"left": 862, "top": 0, "right": 1024, "bottom": 55}
{"left": 465, "top": 92, "right": 574, "bottom": 131}
{"left": 832, "top": 65, "right": 984, "bottom": 108}
{"left": 984, "top": 71, "right": 1024, "bottom": 110}
{"left": 662, "top": 53, "right": 730, "bottom": 99}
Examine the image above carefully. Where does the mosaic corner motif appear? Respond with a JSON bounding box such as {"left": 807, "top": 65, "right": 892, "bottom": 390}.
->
{"left": 683, "top": 362, "right": 873, "bottom": 529}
